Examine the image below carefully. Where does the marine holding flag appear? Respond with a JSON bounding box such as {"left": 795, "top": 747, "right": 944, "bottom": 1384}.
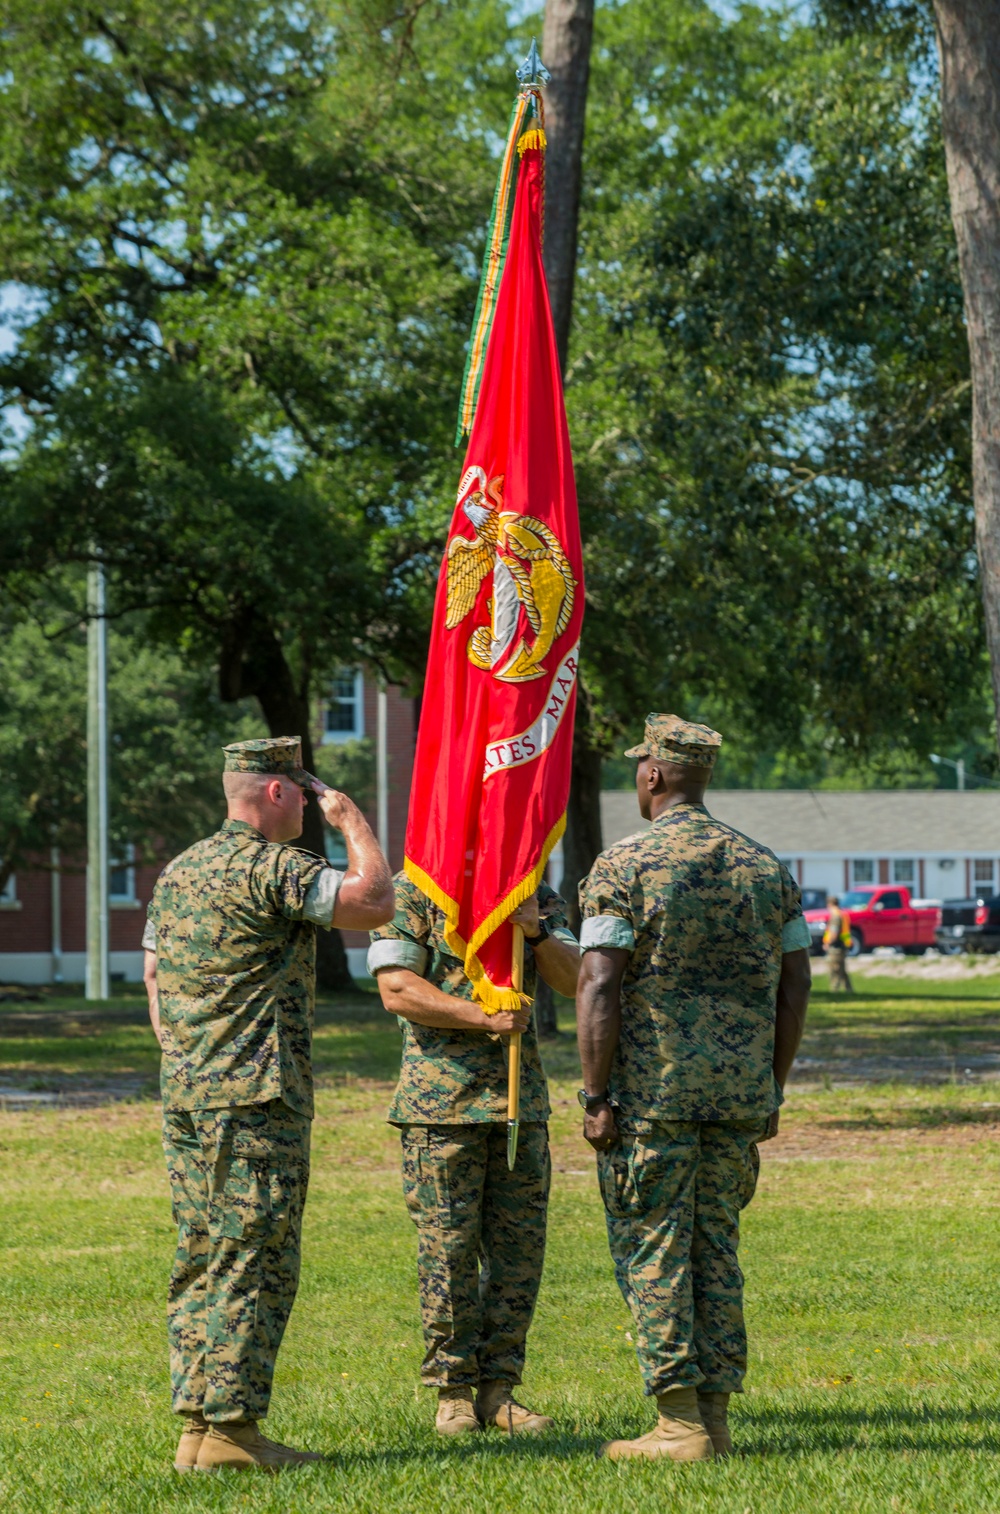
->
{"left": 368, "top": 60, "right": 583, "bottom": 1438}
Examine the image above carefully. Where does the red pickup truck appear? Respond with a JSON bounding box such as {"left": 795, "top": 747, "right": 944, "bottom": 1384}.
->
{"left": 804, "top": 886, "right": 942, "bottom": 957}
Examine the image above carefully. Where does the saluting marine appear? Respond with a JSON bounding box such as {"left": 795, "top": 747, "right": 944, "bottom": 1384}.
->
{"left": 143, "top": 737, "right": 392, "bottom": 1474}
{"left": 575, "top": 714, "right": 812, "bottom": 1461}
{"left": 368, "top": 873, "right": 580, "bottom": 1437}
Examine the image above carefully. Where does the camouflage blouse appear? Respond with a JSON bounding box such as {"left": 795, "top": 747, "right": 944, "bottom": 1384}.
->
{"left": 579, "top": 802, "right": 810, "bottom": 1124}
{"left": 369, "top": 872, "right": 576, "bottom": 1125}
{"left": 148, "top": 819, "right": 329, "bottom": 1118}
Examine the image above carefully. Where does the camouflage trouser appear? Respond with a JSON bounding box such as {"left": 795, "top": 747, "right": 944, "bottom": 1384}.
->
{"left": 162, "top": 1099, "right": 311, "bottom": 1423}
{"left": 400, "top": 1122, "right": 550, "bottom": 1388}
{"left": 597, "top": 1118, "right": 766, "bottom": 1396}
{"left": 826, "top": 944, "right": 854, "bottom": 993}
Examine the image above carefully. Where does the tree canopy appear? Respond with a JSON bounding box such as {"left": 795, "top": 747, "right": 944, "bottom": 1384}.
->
{"left": 568, "top": 0, "right": 979, "bottom": 767}
{"left": 0, "top": 0, "right": 986, "bottom": 840}
{"left": 0, "top": 602, "right": 262, "bottom": 889}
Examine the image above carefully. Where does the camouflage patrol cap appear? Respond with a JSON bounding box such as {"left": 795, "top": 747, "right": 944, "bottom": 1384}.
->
{"left": 625, "top": 713, "right": 722, "bottom": 768}
{"left": 222, "top": 736, "right": 311, "bottom": 787}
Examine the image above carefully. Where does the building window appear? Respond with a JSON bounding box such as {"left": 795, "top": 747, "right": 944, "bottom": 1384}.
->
{"left": 893, "top": 859, "right": 915, "bottom": 886}
{"left": 110, "top": 844, "right": 136, "bottom": 903}
{"left": 852, "top": 859, "right": 874, "bottom": 885}
{"left": 974, "top": 859, "right": 995, "bottom": 891}
{"left": 323, "top": 670, "right": 364, "bottom": 744}
{"left": 324, "top": 830, "right": 348, "bottom": 869}
{"left": 0, "top": 871, "right": 16, "bottom": 906}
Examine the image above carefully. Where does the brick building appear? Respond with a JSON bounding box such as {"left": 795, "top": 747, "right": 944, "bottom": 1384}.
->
{"left": 0, "top": 671, "right": 417, "bottom": 985}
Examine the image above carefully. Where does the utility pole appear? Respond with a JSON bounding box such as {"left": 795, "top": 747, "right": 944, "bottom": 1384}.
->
{"left": 376, "top": 683, "right": 390, "bottom": 860}
{"left": 50, "top": 843, "right": 63, "bottom": 984}
{"left": 86, "top": 556, "right": 109, "bottom": 1000}
{"left": 931, "top": 753, "right": 968, "bottom": 790}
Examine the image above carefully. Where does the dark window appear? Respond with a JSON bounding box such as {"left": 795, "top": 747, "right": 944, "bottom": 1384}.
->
{"left": 326, "top": 672, "right": 360, "bottom": 734}
{"left": 879, "top": 891, "right": 904, "bottom": 910}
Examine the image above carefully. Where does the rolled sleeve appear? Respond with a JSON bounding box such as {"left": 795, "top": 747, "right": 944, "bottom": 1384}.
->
{"left": 303, "top": 867, "right": 344, "bottom": 928}
{"left": 367, "top": 939, "right": 429, "bottom": 977}
{"left": 781, "top": 916, "right": 811, "bottom": 953}
{"left": 580, "top": 915, "right": 636, "bottom": 951}
{"left": 550, "top": 925, "right": 579, "bottom": 947}
{"left": 141, "top": 916, "right": 156, "bottom": 952}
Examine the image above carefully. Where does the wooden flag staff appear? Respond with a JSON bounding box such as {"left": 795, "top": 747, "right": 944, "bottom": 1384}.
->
{"left": 507, "top": 924, "right": 525, "bottom": 1169}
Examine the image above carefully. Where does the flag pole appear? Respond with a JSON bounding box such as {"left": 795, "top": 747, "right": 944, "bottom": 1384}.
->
{"left": 505, "top": 36, "right": 548, "bottom": 1174}
{"left": 507, "top": 924, "right": 525, "bottom": 1169}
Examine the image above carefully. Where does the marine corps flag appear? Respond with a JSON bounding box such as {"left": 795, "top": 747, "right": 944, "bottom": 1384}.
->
{"left": 404, "top": 59, "right": 583, "bottom": 1015}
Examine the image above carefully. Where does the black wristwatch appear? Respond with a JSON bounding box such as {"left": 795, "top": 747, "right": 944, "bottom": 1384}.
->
{"left": 577, "top": 1088, "right": 610, "bottom": 1113}
{"left": 523, "top": 919, "right": 550, "bottom": 946}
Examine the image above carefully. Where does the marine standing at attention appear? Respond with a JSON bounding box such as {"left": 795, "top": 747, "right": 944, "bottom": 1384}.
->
{"left": 142, "top": 737, "right": 393, "bottom": 1474}
{"left": 575, "top": 714, "right": 812, "bottom": 1462}
{"left": 368, "top": 874, "right": 580, "bottom": 1437}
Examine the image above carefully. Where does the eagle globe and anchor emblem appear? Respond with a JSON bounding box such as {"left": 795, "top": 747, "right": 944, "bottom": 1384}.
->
{"left": 445, "top": 465, "right": 577, "bottom": 683}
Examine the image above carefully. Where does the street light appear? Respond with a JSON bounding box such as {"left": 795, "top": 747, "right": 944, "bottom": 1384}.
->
{"left": 930, "top": 753, "right": 966, "bottom": 791}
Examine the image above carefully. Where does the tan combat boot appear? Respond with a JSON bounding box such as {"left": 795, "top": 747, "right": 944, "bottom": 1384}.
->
{"left": 476, "top": 1380, "right": 554, "bottom": 1435}
{"left": 436, "top": 1386, "right": 480, "bottom": 1436}
{"left": 698, "top": 1391, "right": 733, "bottom": 1457}
{"left": 195, "top": 1420, "right": 326, "bottom": 1472}
{"left": 601, "top": 1385, "right": 715, "bottom": 1462}
{"left": 173, "top": 1411, "right": 209, "bottom": 1472}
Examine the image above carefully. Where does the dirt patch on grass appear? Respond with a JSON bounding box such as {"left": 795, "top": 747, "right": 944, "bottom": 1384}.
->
{"left": 766, "top": 1109, "right": 1000, "bottom": 1160}
{"left": 790, "top": 1052, "right": 1000, "bottom": 1087}
{"left": 813, "top": 954, "right": 1000, "bottom": 982}
{"left": 0, "top": 1074, "right": 157, "bottom": 1109}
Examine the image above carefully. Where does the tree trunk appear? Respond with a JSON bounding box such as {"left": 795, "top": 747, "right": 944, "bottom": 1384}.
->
{"left": 534, "top": 977, "right": 559, "bottom": 1038}
{"left": 223, "top": 619, "right": 354, "bottom": 991}
{"left": 933, "top": 1, "right": 1000, "bottom": 742}
{"left": 542, "top": 0, "right": 602, "bottom": 923}
{"left": 542, "top": 0, "right": 596, "bottom": 373}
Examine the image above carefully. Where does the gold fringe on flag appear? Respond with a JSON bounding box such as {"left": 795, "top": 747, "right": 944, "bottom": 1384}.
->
{"left": 403, "top": 809, "right": 566, "bottom": 1013}
{"left": 455, "top": 88, "right": 546, "bottom": 444}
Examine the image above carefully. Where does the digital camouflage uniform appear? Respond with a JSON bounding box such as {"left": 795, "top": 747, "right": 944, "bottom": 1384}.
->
{"left": 368, "top": 872, "right": 575, "bottom": 1389}
{"left": 147, "top": 739, "right": 342, "bottom": 1426}
{"left": 581, "top": 720, "right": 810, "bottom": 1400}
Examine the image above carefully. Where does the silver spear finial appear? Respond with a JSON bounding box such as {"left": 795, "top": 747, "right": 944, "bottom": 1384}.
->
{"left": 516, "top": 37, "right": 550, "bottom": 88}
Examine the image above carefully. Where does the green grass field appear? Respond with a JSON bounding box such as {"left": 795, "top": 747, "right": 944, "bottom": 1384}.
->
{"left": 4, "top": 973, "right": 1000, "bottom": 1511}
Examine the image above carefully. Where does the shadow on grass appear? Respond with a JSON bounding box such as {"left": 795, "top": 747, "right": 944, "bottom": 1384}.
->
{"left": 308, "top": 1403, "right": 1000, "bottom": 1469}
{"left": 737, "top": 1402, "right": 1000, "bottom": 1455}
{"left": 0, "top": 989, "right": 404, "bottom": 1094}
{"left": 819, "top": 1103, "right": 1000, "bottom": 1132}
{"left": 0, "top": 1004, "right": 152, "bottom": 1039}
{"left": 321, "top": 1432, "right": 607, "bottom": 1468}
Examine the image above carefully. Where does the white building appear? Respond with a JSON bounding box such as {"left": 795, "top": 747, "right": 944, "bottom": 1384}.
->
{"left": 599, "top": 790, "right": 1000, "bottom": 901}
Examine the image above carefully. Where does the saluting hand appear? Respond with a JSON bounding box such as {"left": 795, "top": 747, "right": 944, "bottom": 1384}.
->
{"left": 311, "top": 780, "right": 362, "bottom": 831}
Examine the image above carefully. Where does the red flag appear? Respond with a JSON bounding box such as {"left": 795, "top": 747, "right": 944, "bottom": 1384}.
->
{"left": 404, "top": 105, "right": 584, "bottom": 1012}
